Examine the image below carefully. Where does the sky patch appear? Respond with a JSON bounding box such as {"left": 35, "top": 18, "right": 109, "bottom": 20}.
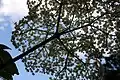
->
{"left": 0, "top": 0, "right": 28, "bottom": 30}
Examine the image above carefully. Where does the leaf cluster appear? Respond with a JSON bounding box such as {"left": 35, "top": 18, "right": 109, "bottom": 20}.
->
{"left": 11, "top": 0, "right": 120, "bottom": 80}
{"left": 0, "top": 44, "right": 19, "bottom": 80}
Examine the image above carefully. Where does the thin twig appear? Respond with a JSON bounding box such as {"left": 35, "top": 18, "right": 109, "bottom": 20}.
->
{"left": 56, "top": 1, "right": 63, "bottom": 33}
{"left": 57, "top": 54, "right": 69, "bottom": 76}
{"left": 60, "top": 12, "right": 108, "bottom": 35}
{"left": 57, "top": 38, "right": 86, "bottom": 65}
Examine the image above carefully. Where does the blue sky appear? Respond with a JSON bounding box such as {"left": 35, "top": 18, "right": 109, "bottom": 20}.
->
{"left": 0, "top": 0, "right": 49, "bottom": 80}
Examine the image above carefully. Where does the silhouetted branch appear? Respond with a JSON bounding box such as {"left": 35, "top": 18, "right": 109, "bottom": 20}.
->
{"left": 60, "top": 12, "right": 108, "bottom": 35}
{"left": 57, "top": 54, "right": 69, "bottom": 76}
{"left": 0, "top": 11, "right": 107, "bottom": 71}
{"left": 1, "top": 2, "right": 117, "bottom": 73}
{"left": 57, "top": 38, "right": 85, "bottom": 65}
{"left": 0, "top": 34, "right": 58, "bottom": 70}
{"left": 55, "top": 1, "right": 63, "bottom": 33}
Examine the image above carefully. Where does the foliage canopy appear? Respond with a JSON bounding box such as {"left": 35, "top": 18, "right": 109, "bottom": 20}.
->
{"left": 11, "top": 0, "right": 120, "bottom": 80}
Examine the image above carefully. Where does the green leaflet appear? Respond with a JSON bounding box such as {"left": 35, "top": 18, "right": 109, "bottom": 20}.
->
{"left": 0, "top": 44, "right": 19, "bottom": 80}
{"left": 0, "top": 70, "right": 13, "bottom": 80}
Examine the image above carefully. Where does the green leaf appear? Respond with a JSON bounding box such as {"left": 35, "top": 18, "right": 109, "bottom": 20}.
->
{"left": 0, "top": 70, "right": 13, "bottom": 80}
{"left": 0, "top": 44, "right": 19, "bottom": 80}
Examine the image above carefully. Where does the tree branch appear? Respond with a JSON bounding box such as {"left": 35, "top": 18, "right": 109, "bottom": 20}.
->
{"left": 57, "top": 38, "right": 85, "bottom": 65}
{"left": 55, "top": 1, "right": 63, "bottom": 33}
{"left": 56, "top": 54, "right": 69, "bottom": 76}
{"left": 60, "top": 12, "right": 109, "bottom": 35}
{"left": 1, "top": 6, "right": 119, "bottom": 72}
{"left": 0, "top": 34, "right": 59, "bottom": 70}
{"left": 0, "top": 11, "right": 106, "bottom": 71}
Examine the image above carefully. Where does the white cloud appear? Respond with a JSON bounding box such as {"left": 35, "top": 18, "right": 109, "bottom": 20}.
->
{"left": 0, "top": 0, "right": 28, "bottom": 30}
{"left": 1, "top": 0, "right": 28, "bottom": 18}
